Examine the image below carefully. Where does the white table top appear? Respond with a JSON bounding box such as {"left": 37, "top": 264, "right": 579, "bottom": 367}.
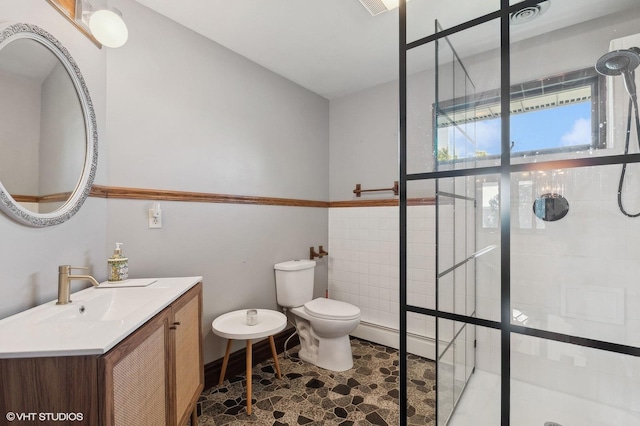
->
{"left": 212, "top": 309, "right": 287, "bottom": 340}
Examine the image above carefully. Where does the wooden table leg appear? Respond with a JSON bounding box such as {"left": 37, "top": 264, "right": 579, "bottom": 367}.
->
{"left": 269, "top": 335, "right": 282, "bottom": 379}
{"left": 219, "top": 339, "right": 232, "bottom": 385}
{"left": 246, "top": 339, "right": 252, "bottom": 415}
{"left": 190, "top": 405, "right": 198, "bottom": 425}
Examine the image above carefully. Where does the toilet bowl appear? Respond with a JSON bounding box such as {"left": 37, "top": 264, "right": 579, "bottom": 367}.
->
{"left": 274, "top": 260, "right": 361, "bottom": 372}
{"left": 291, "top": 297, "right": 360, "bottom": 371}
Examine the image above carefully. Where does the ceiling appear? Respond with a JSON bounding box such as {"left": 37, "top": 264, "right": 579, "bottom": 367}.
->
{"left": 133, "top": 0, "right": 639, "bottom": 100}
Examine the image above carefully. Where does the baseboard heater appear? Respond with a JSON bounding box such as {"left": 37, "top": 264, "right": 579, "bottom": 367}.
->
{"left": 351, "top": 320, "right": 436, "bottom": 361}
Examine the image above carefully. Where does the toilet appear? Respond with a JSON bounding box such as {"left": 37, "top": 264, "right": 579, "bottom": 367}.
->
{"left": 274, "top": 259, "right": 360, "bottom": 372}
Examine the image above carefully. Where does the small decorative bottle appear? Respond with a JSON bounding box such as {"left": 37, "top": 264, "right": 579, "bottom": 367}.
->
{"left": 108, "top": 242, "right": 129, "bottom": 282}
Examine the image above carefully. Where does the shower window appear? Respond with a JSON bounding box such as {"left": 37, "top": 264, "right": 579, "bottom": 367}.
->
{"left": 435, "top": 67, "right": 605, "bottom": 161}
{"left": 481, "top": 181, "right": 499, "bottom": 229}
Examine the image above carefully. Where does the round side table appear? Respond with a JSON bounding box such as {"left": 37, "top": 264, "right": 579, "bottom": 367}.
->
{"left": 211, "top": 309, "right": 287, "bottom": 415}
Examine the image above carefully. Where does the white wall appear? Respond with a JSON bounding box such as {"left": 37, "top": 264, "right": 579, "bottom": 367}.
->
{"left": 329, "top": 80, "right": 398, "bottom": 201}
{"left": 328, "top": 72, "right": 440, "bottom": 201}
{"left": 40, "top": 62, "right": 85, "bottom": 199}
{"left": 105, "top": 0, "right": 330, "bottom": 364}
{"left": 0, "top": 68, "right": 40, "bottom": 195}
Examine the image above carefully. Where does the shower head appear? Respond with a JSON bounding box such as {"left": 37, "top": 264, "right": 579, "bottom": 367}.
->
{"left": 595, "top": 47, "right": 640, "bottom": 99}
{"left": 595, "top": 48, "right": 640, "bottom": 76}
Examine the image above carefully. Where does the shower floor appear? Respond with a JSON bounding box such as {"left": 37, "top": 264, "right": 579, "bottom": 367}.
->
{"left": 449, "top": 370, "right": 640, "bottom": 426}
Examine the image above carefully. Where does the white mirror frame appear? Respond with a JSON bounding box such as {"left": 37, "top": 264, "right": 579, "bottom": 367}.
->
{"left": 0, "top": 23, "right": 97, "bottom": 227}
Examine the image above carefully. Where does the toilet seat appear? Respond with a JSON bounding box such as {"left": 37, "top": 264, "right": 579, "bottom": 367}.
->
{"left": 303, "top": 298, "right": 360, "bottom": 321}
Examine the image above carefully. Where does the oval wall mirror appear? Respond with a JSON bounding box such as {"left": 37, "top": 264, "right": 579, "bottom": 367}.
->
{"left": 0, "top": 23, "right": 97, "bottom": 227}
{"left": 533, "top": 193, "right": 569, "bottom": 222}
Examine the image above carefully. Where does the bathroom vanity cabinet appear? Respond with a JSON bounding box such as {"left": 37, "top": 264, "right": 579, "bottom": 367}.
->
{"left": 101, "top": 282, "right": 203, "bottom": 425}
{"left": 0, "top": 281, "right": 203, "bottom": 426}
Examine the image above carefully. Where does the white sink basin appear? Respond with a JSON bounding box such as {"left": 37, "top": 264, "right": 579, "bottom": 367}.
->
{"left": 35, "top": 288, "right": 169, "bottom": 323}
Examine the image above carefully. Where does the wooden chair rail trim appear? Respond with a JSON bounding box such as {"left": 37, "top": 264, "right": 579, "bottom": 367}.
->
{"left": 9, "top": 194, "right": 39, "bottom": 203}
{"left": 89, "top": 185, "right": 436, "bottom": 208}
{"left": 90, "top": 185, "right": 329, "bottom": 207}
{"left": 10, "top": 192, "right": 73, "bottom": 203}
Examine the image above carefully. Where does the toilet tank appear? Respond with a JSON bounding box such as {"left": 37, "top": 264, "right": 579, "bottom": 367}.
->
{"left": 274, "top": 259, "right": 316, "bottom": 308}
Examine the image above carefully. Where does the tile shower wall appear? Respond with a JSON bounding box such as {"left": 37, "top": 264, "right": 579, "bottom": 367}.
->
{"left": 328, "top": 205, "right": 435, "bottom": 340}
{"left": 476, "top": 165, "right": 640, "bottom": 414}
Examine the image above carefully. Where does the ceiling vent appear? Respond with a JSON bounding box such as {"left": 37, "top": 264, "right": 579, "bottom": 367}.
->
{"left": 358, "top": 0, "right": 410, "bottom": 16}
{"left": 359, "top": 0, "right": 388, "bottom": 16}
{"left": 510, "top": 1, "right": 551, "bottom": 25}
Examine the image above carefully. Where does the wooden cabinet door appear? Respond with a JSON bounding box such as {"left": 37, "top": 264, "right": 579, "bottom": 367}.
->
{"left": 0, "top": 356, "right": 99, "bottom": 424}
{"left": 100, "top": 307, "right": 172, "bottom": 426}
{"left": 170, "top": 283, "right": 203, "bottom": 426}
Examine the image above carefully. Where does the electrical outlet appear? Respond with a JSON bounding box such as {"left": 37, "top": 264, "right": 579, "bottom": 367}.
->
{"left": 148, "top": 208, "right": 162, "bottom": 228}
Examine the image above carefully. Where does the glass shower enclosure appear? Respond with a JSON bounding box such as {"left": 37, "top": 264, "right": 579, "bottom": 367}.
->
{"left": 400, "top": 0, "right": 640, "bottom": 425}
{"left": 432, "top": 20, "right": 480, "bottom": 425}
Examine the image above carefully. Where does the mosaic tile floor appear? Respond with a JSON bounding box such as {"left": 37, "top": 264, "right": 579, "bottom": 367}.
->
{"left": 197, "top": 337, "right": 436, "bottom": 425}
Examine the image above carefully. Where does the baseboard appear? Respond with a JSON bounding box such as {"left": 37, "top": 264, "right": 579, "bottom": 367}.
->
{"left": 203, "top": 326, "right": 299, "bottom": 391}
{"left": 407, "top": 332, "right": 435, "bottom": 360}
{"left": 351, "top": 321, "right": 399, "bottom": 349}
{"left": 351, "top": 321, "right": 436, "bottom": 360}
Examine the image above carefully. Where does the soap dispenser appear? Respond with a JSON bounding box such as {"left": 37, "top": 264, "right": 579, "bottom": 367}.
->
{"left": 108, "top": 242, "right": 129, "bottom": 282}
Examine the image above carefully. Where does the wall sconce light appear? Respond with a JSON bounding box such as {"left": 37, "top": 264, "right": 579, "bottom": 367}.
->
{"left": 46, "top": 0, "right": 128, "bottom": 48}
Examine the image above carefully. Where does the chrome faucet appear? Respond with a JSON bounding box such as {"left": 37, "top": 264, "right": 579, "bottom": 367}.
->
{"left": 57, "top": 265, "right": 100, "bottom": 305}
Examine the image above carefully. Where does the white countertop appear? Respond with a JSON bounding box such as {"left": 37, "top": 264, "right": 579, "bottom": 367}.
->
{"left": 0, "top": 276, "right": 202, "bottom": 359}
